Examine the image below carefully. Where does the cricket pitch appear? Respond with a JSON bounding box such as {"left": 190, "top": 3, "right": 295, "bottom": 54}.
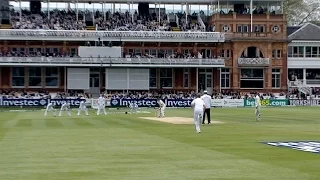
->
{"left": 139, "top": 117, "right": 225, "bottom": 124}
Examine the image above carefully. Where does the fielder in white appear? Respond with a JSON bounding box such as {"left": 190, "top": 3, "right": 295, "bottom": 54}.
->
{"left": 78, "top": 100, "right": 89, "bottom": 116}
{"left": 97, "top": 95, "right": 107, "bottom": 115}
{"left": 157, "top": 98, "right": 166, "bottom": 118}
{"left": 255, "top": 94, "right": 261, "bottom": 121}
{"left": 44, "top": 102, "right": 56, "bottom": 116}
{"left": 59, "top": 102, "right": 71, "bottom": 116}
{"left": 191, "top": 94, "right": 206, "bottom": 133}
{"left": 129, "top": 101, "right": 138, "bottom": 114}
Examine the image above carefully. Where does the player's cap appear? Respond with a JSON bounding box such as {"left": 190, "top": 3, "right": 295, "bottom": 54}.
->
{"left": 204, "top": 90, "right": 208, "bottom": 94}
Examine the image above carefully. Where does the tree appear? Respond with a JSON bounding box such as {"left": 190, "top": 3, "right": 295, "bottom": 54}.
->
{"left": 284, "top": 0, "right": 320, "bottom": 25}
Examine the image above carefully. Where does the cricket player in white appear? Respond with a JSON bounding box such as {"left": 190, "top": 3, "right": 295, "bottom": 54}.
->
{"left": 78, "top": 100, "right": 89, "bottom": 116}
{"left": 59, "top": 102, "right": 71, "bottom": 116}
{"left": 255, "top": 94, "right": 261, "bottom": 121}
{"left": 97, "top": 95, "right": 107, "bottom": 115}
{"left": 191, "top": 94, "right": 206, "bottom": 133}
{"left": 157, "top": 98, "right": 166, "bottom": 118}
{"left": 201, "top": 90, "right": 212, "bottom": 124}
{"left": 44, "top": 102, "right": 56, "bottom": 116}
{"left": 129, "top": 101, "right": 138, "bottom": 114}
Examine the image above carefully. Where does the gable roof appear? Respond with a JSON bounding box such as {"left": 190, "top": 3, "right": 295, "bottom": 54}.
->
{"left": 288, "top": 23, "right": 320, "bottom": 41}
{"left": 287, "top": 26, "right": 301, "bottom": 36}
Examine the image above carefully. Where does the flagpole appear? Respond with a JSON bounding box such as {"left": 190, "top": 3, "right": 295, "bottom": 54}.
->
{"left": 250, "top": 0, "right": 253, "bottom": 32}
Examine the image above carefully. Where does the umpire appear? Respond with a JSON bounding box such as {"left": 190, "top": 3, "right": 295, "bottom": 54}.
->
{"left": 201, "top": 90, "right": 212, "bottom": 124}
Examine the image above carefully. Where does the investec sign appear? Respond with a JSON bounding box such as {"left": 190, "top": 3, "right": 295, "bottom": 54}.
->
{"left": 289, "top": 99, "right": 320, "bottom": 106}
{"left": 0, "top": 98, "right": 84, "bottom": 106}
{"left": 110, "top": 98, "right": 193, "bottom": 107}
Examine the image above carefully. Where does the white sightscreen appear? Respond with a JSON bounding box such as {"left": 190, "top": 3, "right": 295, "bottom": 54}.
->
{"left": 105, "top": 68, "right": 150, "bottom": 90}
{"left": 78, "top": 46, "right": 122, "bottom": 58}
{"left": 106, "top": 68, "right": 128, "bottom": 90}
{"left": 67, "top": 68, "right": 90, "bottom": 90}
{"left": 128, "top": 68, "right": 149, "bottom": 90}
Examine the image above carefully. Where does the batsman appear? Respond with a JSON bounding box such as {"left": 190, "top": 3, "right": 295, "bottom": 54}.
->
{"left": 157, "top": 98, "right": 166, "bottom": 118}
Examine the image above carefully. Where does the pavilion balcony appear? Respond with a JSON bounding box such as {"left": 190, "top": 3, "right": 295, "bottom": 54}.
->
{"left": 0, "top": 57, "right": 225, "bottom": 68}
{"left": 0, "top": 29, "right": 226, "bottom": 42}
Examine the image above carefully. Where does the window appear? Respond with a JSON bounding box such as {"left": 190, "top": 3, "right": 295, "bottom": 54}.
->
{"left": 312, "top": 47, "right": 319, "bottom": 57}
{"left": 289, "top": 46, "right": 304, "bottom": 57}
{"left": 237, "top": 25, "right": 242, "bottom": 32}
{"left": 243, "top": 25, "right": 248, "bottom": 32}
{"left": 135, "top": 49, "right": 142, "bottom": 56}
{"left": 151, "top": 49, "right": 157, "bottom": 57}
{"left": 149, "top": 68, "right": 157, "bottom": 88}
{"left": 29, "top": 48, "right": 34, "bottom": 55}
{"left": 272, "top": 49, "right": 276, "bottom": 58}
{"left": 53, "top": 48, "right": 59, "bottom": 53}
{"left": 277, "top": 50, "right": 282, "bottom": 58}
{"left": 272, "top": 69, "right": 281, "bottom": 88}
{"left": 45, "top": 48, "right": 51, "bottom": 53}
{"left": 240, "top": 69, "right": 264, "bottom": 88}
{"left": 45, "top": 67, "right": 58, "bottom": 87}
{"left": 28, "top": 67, "right": 42, "bottom": 87}
{"left": 260, "top": 25, "right": 265, "bottom": 32}
{"left": 160, "top": 68, "right": 173, "bottom": 88}
{"left": 183, "top": 68, "right": 189, "bottom": 88}
{"left": 128, "top": 49, "right": 134, "bottom": 55}
{"left": 12, "top": 67, "right": 25, "bottom": 87}
{"left": 306, "top": 46, "right": 311, "bottom": 57}
{"left": 221, "top": 49, "right": 231, "bottom": 58}
{"left": 167, "top": 49, "right": 173, "bottom": 55}
{"left": 221, "top": 68, "right": 230, "bottom": 88}
{"left": 90, "top": 74, "right": 99, "bottom": 87}
{"left": 223, "top": 25, "right": 231, "bottom": 32}
{"left": 272, "top": 49, "right": 282, "bottom": 58}
{"left": 70, "top": 48, "right": 76, "bottom": 56}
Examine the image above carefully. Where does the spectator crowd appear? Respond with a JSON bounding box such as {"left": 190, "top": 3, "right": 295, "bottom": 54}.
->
{"left": 10, "top": 8, "right": 207, "bottom": 32}
{"left": 2, "top": 89, "right": 317, "bottom": 100}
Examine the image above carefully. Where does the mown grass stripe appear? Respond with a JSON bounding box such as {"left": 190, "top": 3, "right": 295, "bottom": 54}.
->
{"left": 32, "top": 119, "right": 46, "bottom": 129}
{"left": 16, "top": 119, "right": 32, "bottom": 128}
{"left": 45, "top": 118, "right": 63, "bottom": 128}
{"left": 3, "top": 119, "right": 20, "bottom": 129}
{"left": 59, "top": 118, "right": 77, "bottom": 128}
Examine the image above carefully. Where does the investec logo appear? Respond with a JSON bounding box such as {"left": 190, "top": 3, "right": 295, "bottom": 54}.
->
{"left": 165, "top": 99, "right": 192, "bottom": 107}
{"left": 0, "top": 99, "right": 47, "bottom": 106}
{"left": 118, "top": 99, "right": 157, "bottom": 107}
{"left": 48, "top": 99, "right": 83, "bottom": 106}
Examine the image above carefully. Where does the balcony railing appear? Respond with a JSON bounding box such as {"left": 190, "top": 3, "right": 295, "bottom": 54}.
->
{"left": 0, "top": 57, "right": 225, "bottom": 67}
{"left": 225, "top": 32, "right": 287, "bottom": 41}
{"left": 0, "top": 29, "right": 226, "bottom": 42}
{"left": 238, "top": 58, "right": 270, "bottom": 66}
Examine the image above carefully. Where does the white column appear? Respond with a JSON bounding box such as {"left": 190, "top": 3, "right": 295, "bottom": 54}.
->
{"left": 76, "top": 0, "right": 79, "bottom": 21}
{"left": 19, "top": 0, "right": 22, "bottom": 22}
{"left": 47, "top": 1, "right": 50, "bottom": 21}
{"left": 303, "top": 68, "right": 307, "bottom": 85}
{"left": 250, "top": 0, "right": 253, "bottom": 32}
{"left": 102, "top": 3, "right": 105, "bottom": 21}
{"left": 64, "top": 67, "right": 67, "bottom": 92}
{"left": 92, "top": 3, "right": 95, "bottom": 21}
{"left": 158, "top": 3, "right": 161, "bottom": 24}
{"left": 131, "top": 1, "right": 134, "bottom": 22}
{"left": 196, "top": 68, "right": 199, "bottom": 93}
{"left": 113, "top": 3, "right": 115, "bottom": 13}
{"left": 185, "top": 3, "right": 188, "bottom": 22}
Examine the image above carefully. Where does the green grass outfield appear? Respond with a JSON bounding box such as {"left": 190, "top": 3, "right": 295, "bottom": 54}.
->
{"left": 0, "top": 107, "right": 319, "bottom": 180}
